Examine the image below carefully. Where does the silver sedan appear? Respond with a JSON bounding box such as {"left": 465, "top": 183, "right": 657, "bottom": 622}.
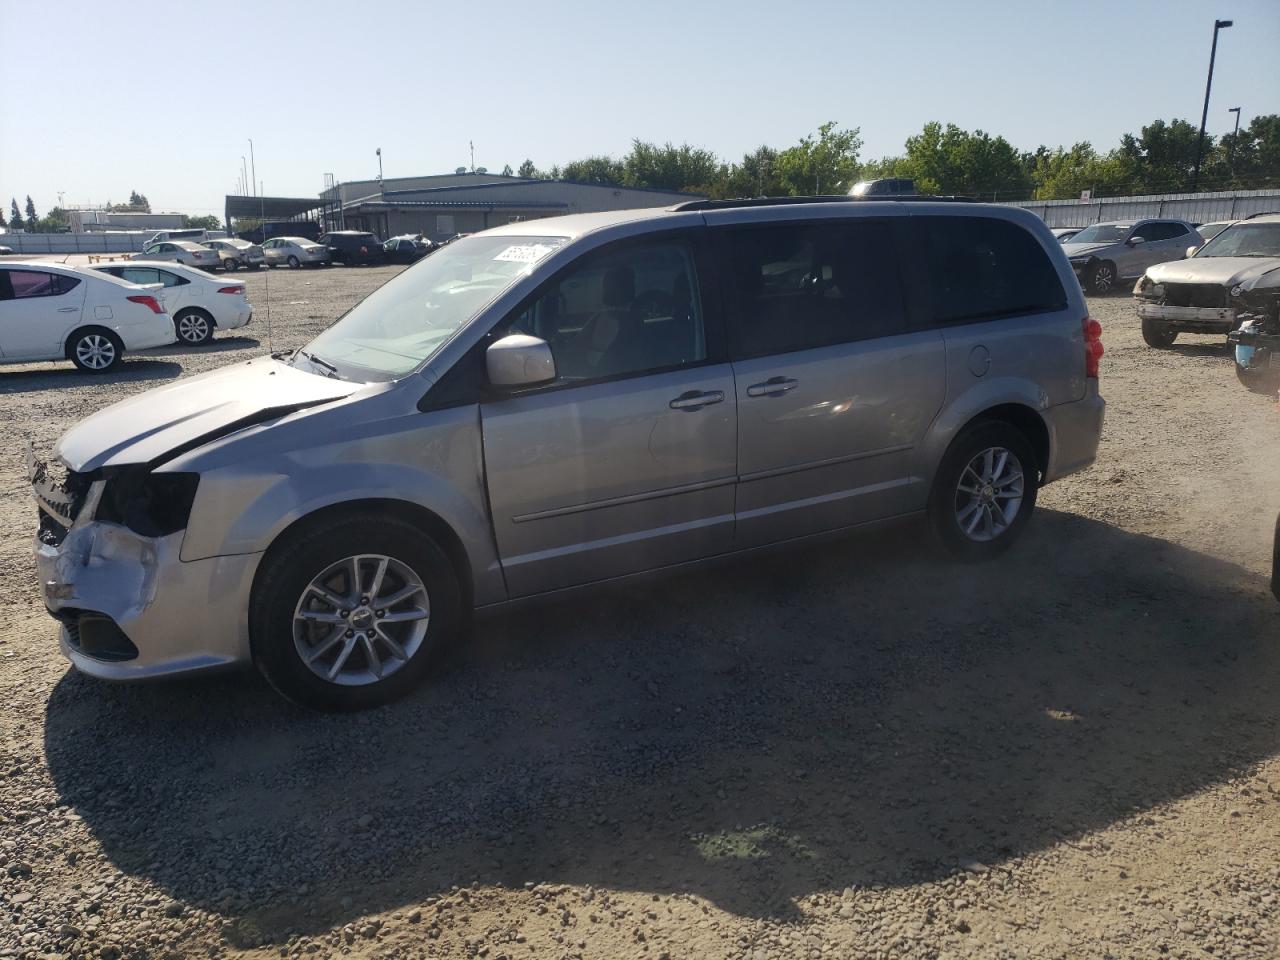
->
{"left": 133, "top": 240, "right": 220, "bottom": 270}
{"left": 262, "top": 237, "right": 330, "bottom": 268}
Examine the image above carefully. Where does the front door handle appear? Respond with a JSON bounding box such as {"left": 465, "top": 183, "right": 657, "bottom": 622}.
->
{"left": 669, "top": 389, "right": 725, "bottom": 411}
{"left": 746, "top": 376, "right": 799, "bottom": 398}
{"left": 57, "top": 307, "right": 78, "bottom": 313}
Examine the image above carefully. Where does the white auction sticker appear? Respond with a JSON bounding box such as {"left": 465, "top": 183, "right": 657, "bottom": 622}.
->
{"left": 494, "top": 243, "right": 556, "bottom": 263}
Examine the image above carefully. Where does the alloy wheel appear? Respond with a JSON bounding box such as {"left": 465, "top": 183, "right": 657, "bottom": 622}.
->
{"left": 953, "top": 446, "right": 1024, "bottom": 542}
{"left": 75, "top": 334, "right": 116, "bottom": 370}
{"left": 1091, "top": 265, "right": 1114, "bottom": 294}
{"left": 292, "top": 554, "right": 430, "bottom": 686}
{"left": 177, "top": 312, "right": 210, "bottom": 343}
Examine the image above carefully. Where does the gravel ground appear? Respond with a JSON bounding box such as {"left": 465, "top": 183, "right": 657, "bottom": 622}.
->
{"left": 2, "top": 265, "right": 1279, "bottom": 960}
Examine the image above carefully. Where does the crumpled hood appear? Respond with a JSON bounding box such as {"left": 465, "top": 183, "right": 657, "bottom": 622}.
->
{"left": 56, "top": 356, "right": 361, "bottom": 472}
{"left": 1061, "top": 241, "right": 1118, "bottom": 259}
{"left": 1146, "top": 256, "right": 1280, "bottom": 287}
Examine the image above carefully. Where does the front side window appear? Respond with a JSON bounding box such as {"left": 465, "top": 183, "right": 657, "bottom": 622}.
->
{"left": 297, "top": 233, "right": 567, "bottom": 382}
{"left": 723, "top": 220, "right": 905, "bottom": 358}
{"left": 507, "top": 239, "right": 706, "bottom": 382}
{"left": 8, "top": 270, "right": 60, "bottom": 299}
{"left": 144, "top": 244, "right": 160, "bottom": 254}
{"left": 1068, "top": 224, "right": 1128, "bottom": 244}
{"left": 921, "top": 216, "right": 1067, "bottom": 325}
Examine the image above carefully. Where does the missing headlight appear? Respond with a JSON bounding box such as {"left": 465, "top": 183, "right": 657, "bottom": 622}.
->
{"left": 96, "top": 469, "right": 199, "bottom": 538}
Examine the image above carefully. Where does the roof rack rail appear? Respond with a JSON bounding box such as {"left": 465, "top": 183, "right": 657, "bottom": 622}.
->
{"left": 669, "top": 194, "right": 977, "bottom": 212}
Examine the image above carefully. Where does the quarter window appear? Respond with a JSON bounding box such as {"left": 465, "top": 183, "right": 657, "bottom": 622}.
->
{"left": 920, "top": 216, "right": 1067, "bottom": 325}
{"left": 507, "top": 239, "right": 706, "bottom": 382}
{"left": 723, "top": 220, "right": 906, "bottom": 358}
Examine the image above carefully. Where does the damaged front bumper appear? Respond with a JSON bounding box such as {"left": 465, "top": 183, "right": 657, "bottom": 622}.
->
{"left": 1134, "top": 300, "right": 1236, "bottom": 333}
{"left": 31, "top": 453, "right": 260, "bottom": 681}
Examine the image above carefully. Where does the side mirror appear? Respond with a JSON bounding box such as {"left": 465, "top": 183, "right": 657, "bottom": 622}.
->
{"left": 1186, "top": 245, "right": 1200, "bottom": 259}
{"left": 486, "top": 334, "right": 556, "bottom": 389}
{"left": 1127, "top": 235, "right": 1145, "bottom": 246}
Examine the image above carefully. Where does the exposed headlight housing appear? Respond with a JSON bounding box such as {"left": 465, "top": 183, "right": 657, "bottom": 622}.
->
{"left": 96, "top": 469, "right": 200, "bottom": 538}
{"left": 1230, "top": 284, "right": 1243, "bottom": 298}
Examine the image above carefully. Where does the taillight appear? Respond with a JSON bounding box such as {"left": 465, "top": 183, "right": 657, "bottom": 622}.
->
{"left": 1083, "top": 316, "right": 1104, "bottom": 378}
{"left": 127, "top": 295, "right": 163, "bottom": 314}
{"left": 217, "top": 285, "right": 245, "bottom": 295}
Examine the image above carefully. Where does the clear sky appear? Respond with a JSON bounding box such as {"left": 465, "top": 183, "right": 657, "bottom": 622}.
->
{"left": 2, "top": 0, "right": 1277, "bottom": 217}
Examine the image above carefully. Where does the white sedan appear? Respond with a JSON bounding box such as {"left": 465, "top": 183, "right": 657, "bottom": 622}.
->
{"left": 0, "top": 262, "right": 174, "bottom": 372}
{"left": 133, "top": 240, "right": 220, "bottom": 270}
{"left": 87, "top": 261, "right": 252, "bottom": 345}
{"left": 205, "top": 238, "right": 265, "bottom": 271}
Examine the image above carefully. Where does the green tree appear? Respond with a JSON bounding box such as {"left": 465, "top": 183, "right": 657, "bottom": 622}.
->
{"left": 181, "top": 214, "right": 222, "bottom": 230}
{"left": 622, "top": 140, "right": 721, "bottom": 192}
{"left": 892, "top": 122, "right": 1033, "bottom": 199}
{"left": 9, "top": 199, "right": 20, "bottom": 230}
{"left": 24, "top": 196, "right": 37, "bottom": 231}
{"left": 1214, "top": 114, "right": 1280, "bottom": 188}
{"left": 517, "top": 159, "right": 538, "bottom": 179}
{"left": 774, "top": 122, "right": 862, "bottom": 196}
{"left": 0, "top": 204, "right": 6, "bottom": 229}
{"left": 560, "top": 155, "right": 625, "bottom": 185}
{"left": 128, "top": 190, "right": 151, "bottom": 212}
{"left": 33, "top": 207, "right": 70, "bottom": 232}
{"left": 1117, "top": 119, "right": 1204, "bottom": 193}
{"left": 711, "top": 146, "right": 786, "bottom": 198}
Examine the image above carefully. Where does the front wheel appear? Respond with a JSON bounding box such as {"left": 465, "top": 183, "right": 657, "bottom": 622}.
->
{"left": 287, "top": 255, "right": 301, "bottom": 269}
{"left": 224, "top": 258, "right": 240, "bottom": 272}
{"left": 1085, "top": 261, "right": 1117, "bottom": 296}
{"left": 250, "top": 513, "right": 462, "bottom": 711}
{"left": 67, "top": 328, "right": 123, "bottom": 373}
{"left": 929, "top": 421, "right": 1039, "bottom": 561}
{"left": 1141, "top": 317, "right": 1179, "bottom": 348}
{"left": 1235, "top": 353, "right": 1280, "bottom": 395}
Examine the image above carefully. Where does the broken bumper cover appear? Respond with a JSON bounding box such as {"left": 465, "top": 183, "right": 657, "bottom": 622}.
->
{"left": 34, "top": 478, "right": 261, "bottom": 681}
{"left": 1135, "top": 301, "right": 1236, "bottom": 331}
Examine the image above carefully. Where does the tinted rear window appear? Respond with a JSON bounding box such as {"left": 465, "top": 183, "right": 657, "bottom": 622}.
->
{"left": 919, "top": 216, "right": 1066, "bottom": 325}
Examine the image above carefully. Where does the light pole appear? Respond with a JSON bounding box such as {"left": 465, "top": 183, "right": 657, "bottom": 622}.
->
{"left": 1227, "top": 106, "right": 1242, "bottom": 175}
{"left": 241, "top": 156, "right": 249, "bottom": 196}
{"left": 1191, "top": 18, "right": 1232, "bottom": 192}
{"left": 248, "top": 139, "right": 256, "bottom": 197}
{"left": 376, "top": 147, "right": 383, "bottom": 189}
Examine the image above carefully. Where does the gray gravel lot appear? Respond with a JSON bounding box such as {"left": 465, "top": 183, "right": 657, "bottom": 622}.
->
{"left": 2, "top": 264, "right": 1279, "bottom": 959}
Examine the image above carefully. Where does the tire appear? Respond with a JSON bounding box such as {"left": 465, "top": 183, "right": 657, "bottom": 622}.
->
{"left": 287, "top": 255, "right": 301, "bottom": 269}
{"left": 224, "top": 258, "right": 240, "bottom": 272}
{"left": 1085, "top": 260, "right": 1117, "bottom": 296}
{"left": 173, "top": 308, "right": 215, "bottom": 345}
{"left": 250, "top": 512, "right": 462, "bottom": 711}
{"left": 928, "top": 421, "right": 1039, "bottom": 561}
{"left": 1141, "top": 317, "right": 1179, "bottom": 349}
{"left": 67, "top": 328, "right": 123, "bottom": 373}
{"left": 1235, "top": 356, "right": 1280, "bottom": 395}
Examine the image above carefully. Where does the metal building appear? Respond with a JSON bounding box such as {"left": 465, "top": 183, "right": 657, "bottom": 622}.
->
{"left": 320, "top": 172, "right": 701, "bottom": 241}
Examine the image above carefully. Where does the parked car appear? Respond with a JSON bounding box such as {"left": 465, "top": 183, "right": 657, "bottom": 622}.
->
{"left": 262, "top": 236, "right": 329, "bottom": 268}
{"left": 0, "top": 262, "right": 174, "bottom": 372}
{"left": 320, "top": 231, "right": 387, "bottom": 265}
{"left": 1063, "top": 219, "right": 1202, "bottom": 294}
{"left": 31, "top": 199, "right": 1105, "bottom": 709}
{"left": 1051, "top": 227, "right": 1084, "bottom": 243}
{"left": 205, "top": 238, "right": 265, "bottom": 271}
{"left": 1195, "top": 220, "right": 1237, "bottom": 244}
{"left": 144, "top": 228, "right": 225, "bottom": 246}
{"left": 0, "top": 246, "right": 14, "bottom": 256}
{"left": 86, "top": 261, "right": 252, "bottom": 346}
{"left": 134, "top": 240, "right": 221, "bottom": 271}
{"left": 1137, "top": 215, "right": 1280, "bottom": 355}
{"left": 384, "top": 235, "right": 435, "bottom": 264}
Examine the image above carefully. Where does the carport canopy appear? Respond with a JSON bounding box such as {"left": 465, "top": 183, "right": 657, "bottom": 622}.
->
{"left": 224, "top": 195, "right": 324, "bottom": 223}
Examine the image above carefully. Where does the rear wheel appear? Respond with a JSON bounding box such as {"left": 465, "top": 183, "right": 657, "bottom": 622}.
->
{"left": 1085, "top": 261, "right": 1117, "bottom": 295}
{"left": 929, "top": 421, "right": 1039, "bottom": 561}
{"left": 174, "top": 308, "right": 214, "bottom": 345}
{"left": 1141, "top": 318, "right": 1179, "bottom": 348}
{"left": 224, "top": 258, "right": 240, "bottom": 272}
{"left": 250, "top": 513, "right": 462, "bottom": 711}
{"left": 67, "top": 328, "right": 123, "bottom": 373}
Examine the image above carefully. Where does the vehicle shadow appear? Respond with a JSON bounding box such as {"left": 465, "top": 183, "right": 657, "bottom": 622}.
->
{"left": 143, "top": 336, "right": 261, "bottom": 358}
{"left": 0, "top": 359, "right": 183, "bottom": 393}
{"left": 42, "top": 510, "right": 1280, "bottom": 944}
{"left": 1168, "top": 341, "right": 1232, "bottom": 358}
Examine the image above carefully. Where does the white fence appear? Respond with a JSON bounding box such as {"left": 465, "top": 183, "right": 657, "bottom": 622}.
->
{"left": 1014, "top": 189, "right": 1280, "bottom": 228}
{"left": 0, "top": 233, "right": 151, "bottom": 254}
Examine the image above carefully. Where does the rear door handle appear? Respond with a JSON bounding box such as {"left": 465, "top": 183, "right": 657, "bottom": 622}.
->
{"left": 746, "top": 376, "right": 799, "bottom": 398}
{"left": 57, "top": 307, "right": 78, "bottom": 313}
{"left": 669, "top": 389, "right": 725, "bottom": 411}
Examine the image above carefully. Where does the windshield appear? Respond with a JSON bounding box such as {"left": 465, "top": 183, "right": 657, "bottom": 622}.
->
{"left": 1195, "top": 223, "right": 1280, "bottom": 258}
{"left": 295, "top": 234, "right": 566, "bottom": 382}
{"left": 1067, "top": 224, "right": 1129, "bottom": 245}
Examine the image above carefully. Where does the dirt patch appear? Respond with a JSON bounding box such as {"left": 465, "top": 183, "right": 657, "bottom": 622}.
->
{"left": 2, "top": 276, "right": 1279, "bottom": 959}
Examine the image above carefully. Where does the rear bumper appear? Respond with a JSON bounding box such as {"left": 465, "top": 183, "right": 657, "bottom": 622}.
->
{"left": 120, "top": 319, "right": 178, "bottom": 351}
{"left": 1042, "top": 386, "right": 1105, "bottom": 484}
{"left": 1136, "top": 301, "right": 1236, "bottom": 331}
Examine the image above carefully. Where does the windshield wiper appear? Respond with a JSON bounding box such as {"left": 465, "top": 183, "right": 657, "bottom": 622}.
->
{"left": 296, "top": 350, "right": 339, "bottom": 378}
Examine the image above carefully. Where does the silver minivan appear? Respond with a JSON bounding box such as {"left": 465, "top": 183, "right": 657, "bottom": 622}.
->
{"left": 33, "top": 199, "right": 1106, "bottom": 710}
